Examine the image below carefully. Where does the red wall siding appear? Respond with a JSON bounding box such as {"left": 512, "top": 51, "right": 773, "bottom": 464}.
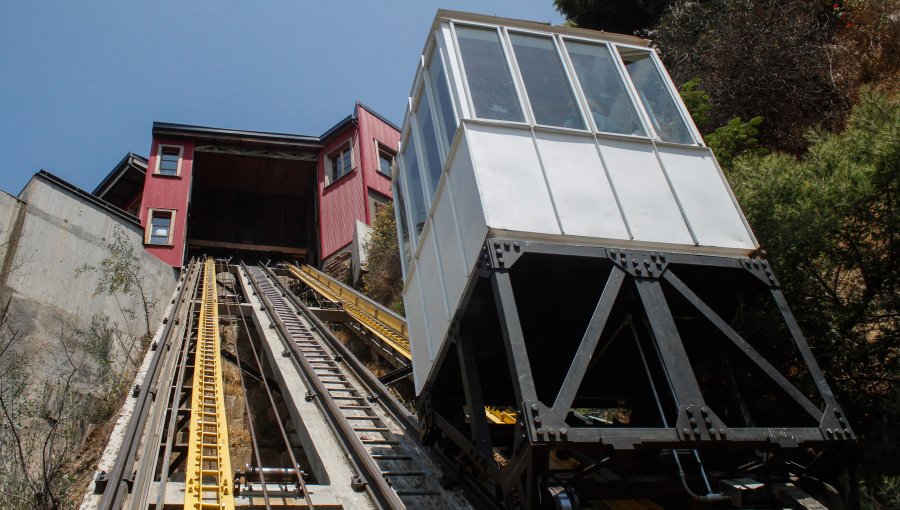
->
{"left": 318, "top": 128, "right": 367, "bottom": 260}
{"left": 356, "top": 105, "right": 399, "bottom": 215}
{"left": 139, "top": 138, "right": 194, "bottom": 267}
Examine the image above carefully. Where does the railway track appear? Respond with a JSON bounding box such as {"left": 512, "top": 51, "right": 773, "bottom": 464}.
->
{"left": 242, "top": 263, "right": 471, "bottom": 509}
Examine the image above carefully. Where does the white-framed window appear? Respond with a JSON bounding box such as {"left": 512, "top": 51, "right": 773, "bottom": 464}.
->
{"left": 562, "top": 39, "right": 646, "bottom": 137}
{"left": 616, "top": 46, "right": 695, "bottom": 144}
{"left": 454, "top": 25, "right": 525, "bottom": 123}
{"left": 145, "top": 208, "right": 176, "bottom": 245}
{"left": 327, "top": 143, "right": 354, "bottom": 184}
{"left": 508, "top": 31, "right": 585, "bottom": 130}
{"left": 376, "top": 142, "right": 396, "bottom": 177}
{"left": 155, "top": 145, "right": 183, "bottom": 176}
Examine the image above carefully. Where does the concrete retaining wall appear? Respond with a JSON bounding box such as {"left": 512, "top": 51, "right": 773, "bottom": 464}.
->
{"left": 4, "top": 175, "right": 176, "bottom": 336}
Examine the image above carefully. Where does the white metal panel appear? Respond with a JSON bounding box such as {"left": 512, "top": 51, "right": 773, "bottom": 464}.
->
{"left": 598, "top": 138, "right": 694, "bottom": 244}
{"left": 466, "top": 123, "right": 561, "bottom": 235}
{"left": 417, "top": 228, "right": 452, "bottom": 365}
{"left": 658, "top": 145, "right": 757, "bottom": 250}
{"left": 404, "top": 267, "right": 432, "bottom": 394}
{"left": 431, "top": 181, "right": 468, "bottom": 315}
{"left": 446, "top": 131, "right": 488, "bottom": 272}
{"left": 535, "top": 131, "right": 629, "bottom": 239}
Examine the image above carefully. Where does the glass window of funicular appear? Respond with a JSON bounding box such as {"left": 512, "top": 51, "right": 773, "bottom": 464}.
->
{"left": 393, "top": 171, "right": 412, "bottom": 271}
{"left": 617, "top": 47, "right": 694, "bottom": 144}
{"left": 425, "top": 46, "right": 458, "bottom": 151}
{"left": 455, "top": 25, "right": 525, "bottom": 123}
{"left": 399, "top": 134, "right": 428, "bottom": 243}
{"left": 564, "top": 40, "right": 646, "bottom": 137}
{"left": 412, "top": 88, "right": 444, "bottom": 201}
{"left": 509, "top": 32, "right": 584, "bottom": 129}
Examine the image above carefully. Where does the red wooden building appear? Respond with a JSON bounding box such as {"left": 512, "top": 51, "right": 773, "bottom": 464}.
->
{"left": 95, "top": 102, "right": 399, "bottom": 271}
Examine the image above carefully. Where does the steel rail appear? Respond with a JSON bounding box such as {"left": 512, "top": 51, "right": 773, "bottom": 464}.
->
{"left": 184, "top": 257, "right": 235, "bottom": 510}
{"left": 261, "top": 265, "right": 497, "bottom": 509}
{"left": 227, "top": 261, "right": 316, "bottom": 509}
{"left": 242, "top": 262, "right": 406, "bottom": 510}
{"left": 155, "top": 260, "right": 202, "bottom": 509}
{"left": 261, "top": 265, "right": 421, "bottom": 438}
{"left": 220, "top": 262, "right": 274, "bottom": 510}
{"left": 287, "top": 264, "right": 411, "bottom": 358}
{"left": 98, "top": 259, "right": 200, "bottom": 510}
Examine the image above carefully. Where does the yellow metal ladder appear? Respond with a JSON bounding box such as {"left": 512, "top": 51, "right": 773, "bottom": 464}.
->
{"left": 184, "top": 258, "right": 235, "bottom": 510}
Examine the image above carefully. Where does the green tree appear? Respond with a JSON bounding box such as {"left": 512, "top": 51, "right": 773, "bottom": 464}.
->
{"left": 679, "top": 78, "right": 765, "bottom": 168}
{"left": 654, "top": 0, "right": 846, "bottom": 153}
{"left": 362, "top": 205, "right": 404, "bottom": 314}
{"left": 78, "top": 225, "right": 156, "bottom": 343}
{"left": 553, "top": 0, "right": 673, "bottom": 34}
{"left": 728, "top": 90, "right": 899, "bottom": 483}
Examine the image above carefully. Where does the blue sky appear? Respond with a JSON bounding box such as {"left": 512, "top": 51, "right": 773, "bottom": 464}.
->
{"left": 0, "top": 2, "right": 563, "bottom": 195}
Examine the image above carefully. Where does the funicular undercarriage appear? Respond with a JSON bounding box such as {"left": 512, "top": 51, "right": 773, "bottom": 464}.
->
{"left": 418, "top": 238, "right": 857, "bottom": 509}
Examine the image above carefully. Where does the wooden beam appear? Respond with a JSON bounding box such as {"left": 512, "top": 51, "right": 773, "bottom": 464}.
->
{"left": 187, "top": 239, "right": 308, "bottom": 256}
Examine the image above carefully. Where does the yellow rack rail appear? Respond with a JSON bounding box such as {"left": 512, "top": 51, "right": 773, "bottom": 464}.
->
{"left": 185, "top": 258, "right": 235, "bottom": 510}
{"left": 288, "top": 264, "right": 411, "bottom": 359}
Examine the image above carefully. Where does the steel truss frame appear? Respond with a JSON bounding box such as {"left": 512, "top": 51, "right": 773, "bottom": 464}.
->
{"left": 417, "top": 237, "right": 856, "bottom": 508}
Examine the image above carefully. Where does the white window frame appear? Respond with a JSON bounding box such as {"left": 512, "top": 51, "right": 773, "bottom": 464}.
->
{"left": 611, "top": 44, "right": 700, "bottom": 145}
{"left": 375, "top": 141, "right": 396, "bottom": 178}
{"left": 423, "top": 43, "right": 459, "bottom": 153}
{"left": 504, "top": 27, "right": 589, "bottom": 132}
{"left": 449, "top": 21, "right": 531, "bottom": 126}
{"left": 326, "top": 142, "right": 354, "bottom": 185}
{"left": 145, "top": 208, "right": 176, "bottom": 246}
{"left": 557, "top": 36, "right": 650, "bottom": 140}
{"left": 155, "top": 145, "right": 184, "bottom": 177}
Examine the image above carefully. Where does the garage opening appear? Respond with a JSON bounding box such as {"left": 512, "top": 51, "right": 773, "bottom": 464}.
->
{"left": 186, "top": 148, "right": 319, "bottom": 264}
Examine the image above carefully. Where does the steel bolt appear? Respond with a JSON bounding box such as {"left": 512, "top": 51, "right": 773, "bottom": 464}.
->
{"left": 548, "top": 428, "right": 556, "bottom": 435}
{"left": 531, "top": 404, "right": 539, "bottom": 412}
{"left": 536, "top": 428, "right": 545, "bottom": 435}
{"left": 710, "top": 428, "right": 717, "bottom": 435}
{"left": 560, "top": 427, "right": 568, "bottom": 435}
{"left": 683, "top": 428, "right": 690, "bottom": 435}
{"left": 534, "top": 416, "right": 542, "bottom": 424}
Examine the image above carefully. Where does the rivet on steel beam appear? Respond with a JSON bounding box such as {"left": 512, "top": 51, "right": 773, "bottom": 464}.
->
{"left": 560, "top": 427, "right": 568, "bottom": 436}
{"left": 534, "top": 416, "right": 542, "bottom": 424}
{"left": 536, "top": 428, "right": 545, "bottom": 435}
{"left": 683, "top": 428, "right": 690, "bottom": 435}
{"left": 548, "top": 428, "right": 556, "bottom": 435}
{"left": 710, "top": 428, "right": 717, "bottom": 435}
{"left": 531, "top": 404, "right": 539, "bottom": 412}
